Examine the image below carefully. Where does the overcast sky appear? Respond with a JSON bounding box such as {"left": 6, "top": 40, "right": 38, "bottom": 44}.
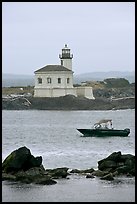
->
{"left": 2, "top": 2, "right": 135, "bottom": 75}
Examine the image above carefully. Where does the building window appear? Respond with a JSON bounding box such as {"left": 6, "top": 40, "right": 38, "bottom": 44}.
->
{"left": 67, "top": 78, "right": 70, "bottom": 84}
{"left": 61, "top": 60, "right": 63, "bottom": 66}
{"left": 38, "top": 78, "right": 42, "bottom": 84}
{"left": 47, "top": 77, "right": 52, "bottom": 84}
{"left": 58, "top": 78, "right": 61, "bottom": 84}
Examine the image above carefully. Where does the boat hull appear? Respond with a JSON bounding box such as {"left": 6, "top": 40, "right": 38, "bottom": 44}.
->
{"left": 77, "top": 128, "right": 130, "bottom": 137}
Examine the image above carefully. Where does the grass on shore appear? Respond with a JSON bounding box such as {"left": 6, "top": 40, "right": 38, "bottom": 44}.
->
{"left": 2, "top": 86, "right": 34, "bottom": 95}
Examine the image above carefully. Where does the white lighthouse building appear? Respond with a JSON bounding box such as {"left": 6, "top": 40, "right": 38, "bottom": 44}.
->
{"left": 34, "top": 44, "right": 95, "bottom": 99}
{"left": 59, "top": 44, "right": 73, "bottom": 70}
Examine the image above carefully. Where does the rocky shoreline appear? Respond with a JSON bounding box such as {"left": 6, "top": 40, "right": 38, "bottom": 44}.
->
{"left": 2, "top": 95, "right": 135, "bottom": 110}
{"left": 2, "top": 147, "right": 135, "bottom": 185}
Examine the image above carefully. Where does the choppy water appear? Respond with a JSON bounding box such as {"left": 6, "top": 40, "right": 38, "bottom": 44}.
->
{"left": 2, "top": 109, "right": 135, "bottom": 202}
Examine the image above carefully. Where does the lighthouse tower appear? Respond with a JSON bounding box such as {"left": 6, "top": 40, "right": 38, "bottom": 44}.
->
{"left": 59, "top": 44, "right": 73, "bottom": 70}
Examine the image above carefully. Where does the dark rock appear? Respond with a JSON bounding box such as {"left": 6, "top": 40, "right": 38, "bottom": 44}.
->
{"left": 2, "top": 146, "right": 42, "bottom": 173}
{"left": 112, "top": 171, "right": 118, "bottom": 177}
{"left": 15, "top": 166, "right": 45, "bottom": 178}
{"left": 116, "top": 165, "right": 135, "bottom": 176}
{"left": 2, "top": 147, "right": 135, "bottom": 185}
{"left": 80, "top": 168, "right": 95, "bottom": 174}
{"left": 129, "top": 167, "right": 135, "bottom": 176}
{"left": 2, "top": 146, "right": 31, "bottom": 173}
{"left": 34, "top": 177, "right": 57, "bottom": 185}
{"left": 92, "top": 170, "right": 110, "bottom": 177}
{"left": 45, "top": 167, "right": 69, "bottom": 179}
{"left": 98, "top": 151, "right": 122, "bottom": 167}
{"left": 2, "top": 166, "right": 57, "bottom": 185}
{"left": 106, "top": 151, "right": 122, "bottom": 162}
{"left": 121, "top": 154, "right": 135, "bottom": 162}
{"left": 70, "top": 168, "right": 95, "bottom": 174}
{"left": 15, "top": 168, "right": 57, "bottom": 185}
{"left": 86, "top": 174, "right": 95, "bottom": 178}
{"left": 69, "top": 169, "right": 81, "bottom": 173}
{"left": 98, "top": 160, "right": 117, "bottom": 171}
{"left": 98, "top": 152, "right": 135, "bottom": 176}
{"left": 2, "top": 147, "right": 69, "bottom": 185}
{"left": 93, "top": 85, "right": 135, "bottom": 99}
{"left": 116, "top": 166, "right": 130, "bottom": 175}
{"left": 125, "top": 158, "right": 135, "bottom": 169}
{"left": 100, "top": 173, "right": 114, "bottom": 181}
{"left": 26, "top": 155, "right": 42, "bottom": 169}
{"left": 2, "top": 173, "right": 16, "bottom": 181}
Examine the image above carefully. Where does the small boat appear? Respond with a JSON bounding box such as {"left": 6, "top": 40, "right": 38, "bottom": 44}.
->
{"left": 77, "top": 119, "right": 130, "bottom": 137}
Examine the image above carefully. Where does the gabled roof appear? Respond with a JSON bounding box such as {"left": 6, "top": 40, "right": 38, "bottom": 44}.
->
{"left": 34, "top": 65, "right": 73, "bottom": 73}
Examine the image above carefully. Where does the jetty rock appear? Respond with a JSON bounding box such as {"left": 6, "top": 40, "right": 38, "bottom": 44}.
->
{"left": 2, "top": 146, "right": 68, "bottom": 185}
{"left": 70, "top": 151, "right": 135, "bottom": 181}
{"left": 2, "top": 146, "right": 43, "bottom": 173}
{"left": 98, "top": 151, "right": 135, "bottom": 177}
{"left": 2, "top": 147, "right": 135, "bottom": 184}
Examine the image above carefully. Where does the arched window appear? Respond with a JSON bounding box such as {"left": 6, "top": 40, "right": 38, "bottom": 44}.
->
{"left": 38, "top": 78, "right": 42, "bottom": 84}
{"left": 58, "top": 78, "right": 61, "bottom": 84}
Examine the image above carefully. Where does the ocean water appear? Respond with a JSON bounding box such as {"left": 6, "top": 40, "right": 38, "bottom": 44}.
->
{"left": 2, "top": 109, "right": 135, "bottom": 202}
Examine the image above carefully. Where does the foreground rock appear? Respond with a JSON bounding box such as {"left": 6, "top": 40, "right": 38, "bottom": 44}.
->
{"left": 2, "top": 147, "right": 135, "bottom": 184}
{"left": 98, "top": 151, "right": 135, "bottom": 177}
{"left": 70, "top": 151, "right": 135, "bottom": 181}
{"left": 2, "top": 146, "right": 69, "bottom": 185}
{"left": 2, "top": 146, "right": 42, "bottom": 173}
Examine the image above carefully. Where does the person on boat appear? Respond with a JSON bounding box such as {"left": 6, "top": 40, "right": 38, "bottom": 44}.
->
{"left": 94, "top": 123, "right": 101, "bottom": 129}
{"left": 110, "top": 120, "right": 113, "bottom": 129}
{"left": 105, "top": 123, "right": 109, "bottom": 129}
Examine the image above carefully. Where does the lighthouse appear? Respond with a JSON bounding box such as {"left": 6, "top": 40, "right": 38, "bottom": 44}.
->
{"left": 34, "top": 44, "right": 95, "bottom": 99}
{"left": 59, "top": 44, "right": 73, "bottom": 70}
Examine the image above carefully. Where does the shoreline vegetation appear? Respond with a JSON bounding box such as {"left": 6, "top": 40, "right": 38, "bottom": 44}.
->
{"left": 2, "top": 95, "right": 135, "bottom": 110}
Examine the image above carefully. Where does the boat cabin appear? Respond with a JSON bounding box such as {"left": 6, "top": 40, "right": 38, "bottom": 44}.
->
{"left": 93, "top": 119, "right": 113, "bottom": 129}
